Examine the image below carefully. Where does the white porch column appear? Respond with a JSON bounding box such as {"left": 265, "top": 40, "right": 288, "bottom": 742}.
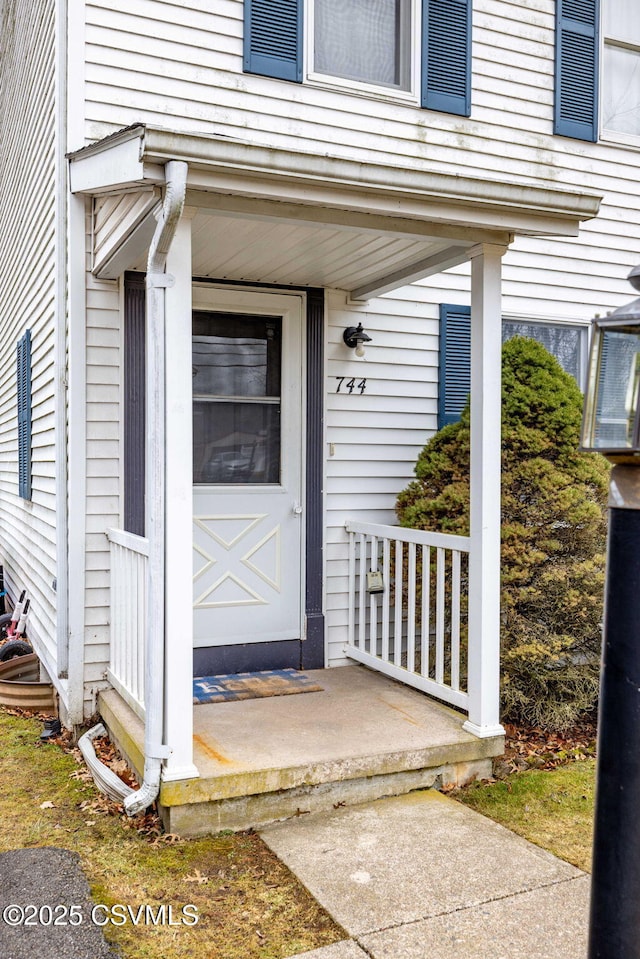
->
{"left": 463, "top": 243, "right": 507, "bottom": 739}
{"left": 162, "top": 212, "right": 198, "bottom": 780}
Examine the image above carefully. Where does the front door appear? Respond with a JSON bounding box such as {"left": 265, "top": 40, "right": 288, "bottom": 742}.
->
{"left": 192, "top": 288, "right": 304, "bottom": 657}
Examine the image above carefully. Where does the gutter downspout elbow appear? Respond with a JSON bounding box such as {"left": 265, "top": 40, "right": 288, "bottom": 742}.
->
{"left": 124, "top": 159, "right": 188, "bottom": 817}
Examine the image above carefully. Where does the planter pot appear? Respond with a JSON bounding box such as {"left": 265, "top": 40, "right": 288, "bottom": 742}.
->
{"left": 0, "top": 653, "right": 57, "bottom": 713}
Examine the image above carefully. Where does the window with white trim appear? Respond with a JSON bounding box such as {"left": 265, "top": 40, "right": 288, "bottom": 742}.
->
{"left": 312, "top": 0, "right": 412, "bottom": 93}
{"left": 601, "top": 0, "right": 640, "bottom": 136}
{"left": 243, "top": 0, "right": 472, "bottom": 117}
{"left": 438, "top": 306, "right": 589, "bottom": 429}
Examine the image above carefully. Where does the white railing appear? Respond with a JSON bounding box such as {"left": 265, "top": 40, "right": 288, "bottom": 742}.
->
{"left": 107, "top": 528, "right": 148, "bottom": 719}
{"left": 345, "top": 521, "right": 471, "bottom": 712}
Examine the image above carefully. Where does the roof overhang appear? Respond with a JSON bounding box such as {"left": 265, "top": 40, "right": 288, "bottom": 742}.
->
{"left": 68, "top": 124, "right": 602, "bottom": 295}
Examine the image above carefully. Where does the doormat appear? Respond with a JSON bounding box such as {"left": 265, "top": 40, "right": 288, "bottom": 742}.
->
{"left": 193, "top": 668, "right": 323, "bottom": 704}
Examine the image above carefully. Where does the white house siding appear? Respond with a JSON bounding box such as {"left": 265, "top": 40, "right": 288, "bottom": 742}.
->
{"left": 83, "top": 235, "right": 121, "bottom": 714}
{"left": 0, "top": 0, "right": 58, "bottom": 670}
{"left": 79, "top": 0, "right": 640, "bottom": 315}
{"left": 324, "top": 290, "right": 440, "bottom": 665}
{"left": 74, "top": 0, "right": 640, "bottom": 667}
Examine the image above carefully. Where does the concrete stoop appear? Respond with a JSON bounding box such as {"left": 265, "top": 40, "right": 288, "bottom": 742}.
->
{"left": 98, "top": 666, "right": 503, "bottom": 836}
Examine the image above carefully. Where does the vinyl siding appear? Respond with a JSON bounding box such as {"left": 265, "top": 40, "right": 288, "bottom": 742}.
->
{"left": 83, "top": 249, "right": 121, "bottom": 712}
{"left": 324, "top": 290, "right": 439, "bottom": 666}
{"left": 0, "top": 0, "right": 58, "bottom": 670}
{"left": 73, "top": 0, "right": 640, "bottom": 670}
{"left": 79, "top": 0, "right": 640, "bottom": 317}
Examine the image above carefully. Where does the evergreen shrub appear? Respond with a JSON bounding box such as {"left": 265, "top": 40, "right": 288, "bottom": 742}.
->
{"left": 396, "top": 336, "right": 610, "bottom": 731}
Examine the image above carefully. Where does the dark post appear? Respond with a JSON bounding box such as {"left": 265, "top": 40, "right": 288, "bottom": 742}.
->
{"left": 588, "top": 466, "right": 640, "bottom": 958}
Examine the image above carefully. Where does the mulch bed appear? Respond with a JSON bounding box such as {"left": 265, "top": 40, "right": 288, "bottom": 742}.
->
{"left": 493, "top": 720, "right": 597, "bottom": 779}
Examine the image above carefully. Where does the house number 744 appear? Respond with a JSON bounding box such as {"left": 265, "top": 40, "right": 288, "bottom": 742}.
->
{"left": 335, "top": 377, "right": 367, "bottom": 394}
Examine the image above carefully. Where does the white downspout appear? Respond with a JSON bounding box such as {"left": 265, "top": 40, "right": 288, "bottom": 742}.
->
{"left": 124, "top": 160, "right": 188, "bottom": 816}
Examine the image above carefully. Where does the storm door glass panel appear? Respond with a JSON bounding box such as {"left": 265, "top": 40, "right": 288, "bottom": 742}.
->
{"left": 192, "top": 312, "right": 282, "bottom": 485}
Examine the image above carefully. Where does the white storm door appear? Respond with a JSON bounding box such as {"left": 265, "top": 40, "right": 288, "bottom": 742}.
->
{"left": 192, "top": 288, "right": 304, "bottom": 647}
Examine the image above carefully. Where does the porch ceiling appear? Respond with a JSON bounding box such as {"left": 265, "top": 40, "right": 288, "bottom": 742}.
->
{"left": 139, "top": 205, "right": 468, "bottom": 294}
{"left": 69, "top": 124, "right": 602, "bottom": 296}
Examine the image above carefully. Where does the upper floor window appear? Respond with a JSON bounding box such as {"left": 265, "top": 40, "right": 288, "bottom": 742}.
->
{"left": 602, "top": 0, "right": 640, "bottom": 137}
{"left": 244, "top": 0, "right": 472, "bottom": 117}
{"left": 313, "top": 0, "right": 412, "bottom": 92}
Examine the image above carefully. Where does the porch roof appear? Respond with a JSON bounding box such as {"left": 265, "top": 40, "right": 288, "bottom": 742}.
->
{"left": 68, "top": 123, "right": 601, "bottom": 295}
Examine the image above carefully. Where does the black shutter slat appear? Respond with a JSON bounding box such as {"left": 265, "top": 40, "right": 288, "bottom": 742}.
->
{"left": 244, "top": 0, "right": 303, "bottom": 83}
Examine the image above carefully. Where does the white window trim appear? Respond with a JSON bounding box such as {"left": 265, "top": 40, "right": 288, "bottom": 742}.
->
{"left": 305, "top": 0, "right": 421, "bottom": 105}
{"left": 600, "top": 12, "right": 640, "bottom": 144}
{"left": 502, "top": 314, "right": 590, "bottom": 390}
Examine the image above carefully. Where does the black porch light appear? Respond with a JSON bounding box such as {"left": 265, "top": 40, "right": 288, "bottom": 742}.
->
{"left": 343, "top": 322, "right": 372, "bottom": 358}
{"left": 582, "top": 263, "right": 640, "bottom": 959}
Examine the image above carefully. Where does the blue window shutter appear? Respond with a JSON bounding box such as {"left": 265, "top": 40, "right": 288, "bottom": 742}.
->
{"left": 422, "top": 0, "right": 472, "bottom": 117}
{"left": 17, "top": 330, "right": 32, "bottom": 500}
{"left": 554, "top": 0, "right": 599, "bottom": 141}
{"left": 439, "top": 304, "right": 471, "bottom": 429}
{"left": 244, "top": 0, "right": 303, "bottom": 83}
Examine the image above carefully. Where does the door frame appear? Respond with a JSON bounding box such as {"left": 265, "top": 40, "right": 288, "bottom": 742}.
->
{"left": 189, "top": 282, "right": 326, "bottom": 675}
{"left": 191, "top": 285, "right": 305, "bottom": 649}
{"left": 122, "top": 275, "right": 326, "bottom": 674}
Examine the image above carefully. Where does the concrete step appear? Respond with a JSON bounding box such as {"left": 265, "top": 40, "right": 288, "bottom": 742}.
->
{"left": 99, "top": 666, "right": 504, "bottom": 836}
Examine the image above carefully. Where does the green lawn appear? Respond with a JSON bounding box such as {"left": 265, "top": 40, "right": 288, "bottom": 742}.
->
{"left": 0, "top": 706, "right": 343, "bottom": 959}
{"left": 457, "top": 760, "right": 595, "bottom": 872}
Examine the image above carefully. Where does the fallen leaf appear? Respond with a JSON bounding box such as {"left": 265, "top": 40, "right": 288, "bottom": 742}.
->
{"left": 184, "top": 869, "right": 209, "bottom": 884}
{"left": 40, "top": 800, "right": 55, "bottom": 809}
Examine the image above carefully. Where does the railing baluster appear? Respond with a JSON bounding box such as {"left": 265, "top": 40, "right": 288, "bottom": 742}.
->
{"left": 347, "top": 529, "right": 356, "bottom": 649}
{"left": 407, "top": 542, "right": 416, "bottom": 673}
{"left": 110, "top": 544, "right": 119, "bottom": 682}
{"left": 107, "top": 529, "right": 148, "bottom": 719}
{"left": 436, "top": 547, "right": 445, "bottom": 685}
{"left": 421, "top": 544, "right": 430, "bottom": 678}
{"left": 381, "top": 536, "right": 391, "bottom": 663}
{"left": 139, "top": 553, "right": 146, "bottom": 705}
{"left": 369, "top": 535, "right": 378, "bottom": 657}
{"left": 343, "top": 521, "right": 470, "bottom": 714}
{"left": 358, "top": 533, "right": 366, "bottom": 650}
{"left": 451, "top": 550, "right": 461, "bottom": 691}
{"left": 394, "top": 539, "right": 403, "bottom": 667}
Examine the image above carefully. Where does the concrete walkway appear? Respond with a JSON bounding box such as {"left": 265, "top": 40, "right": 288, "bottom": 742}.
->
{"left": 260, "top": 789, "right": 590, "bottom": 959}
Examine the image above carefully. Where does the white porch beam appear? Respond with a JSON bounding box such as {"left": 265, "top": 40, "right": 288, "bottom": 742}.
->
{"left": 464, "top": 243, "right": 507, "bottom": 739}
{"left": 163, "top": 213, "right": 199, "bottom": 782}
{"left": 186, "top": 191, "right": 510, "bottom": 246}
{"left": 69, "top": 130, "right": 148, "bottom": 194}
{"left": 70, "top": 126, "right": 601, "bottom": 240}
{"left": 184, "top": 167, "right": 591, "bottom": 239}
{"left": 350, "top": 244, "right": 474, "bottom": 301}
